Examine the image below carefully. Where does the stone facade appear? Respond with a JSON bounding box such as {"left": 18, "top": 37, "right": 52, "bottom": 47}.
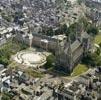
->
{"left": 55, "top": 32, "right": 91, "bottom": 71}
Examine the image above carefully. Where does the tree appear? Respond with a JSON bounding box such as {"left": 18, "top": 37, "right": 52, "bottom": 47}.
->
{"left": 3, "top": 15, "right": 12, "bottom": 22}
{"left": 78, "top": 17, "right": 98, "bottom": 36}
{"left": 1, "top": 92, "right": 12, "bottom": 100}
{"left": 67, "top": 22, "right": 81, "bottom": 34}
{"left": 77, "top": 0, "right": 83, "bottom": 5}
{"left": 45, "top": 54, "right": 55, "bottom": 68}
{"left": 60, "top": 24, "right": 68, "bottom": 35}
{"left": 86, "top": 24, "right": 98, "bottom": 36}
{"left": 54, "top": 24, "right": 68, "bottom": 36}
{"left": 82, "top": 50, "right": 101, "bottom": 67}
{"left": 46, "top": 27, "right": 54, "bottom": 36}
{"left": 54, "top": 28, "right": 61, "bottom": 35}
{"left": 95, "top": 47, "right": 101, "bottom": 55}
{"left": 1, "top": 12, "right": 12, "bottom": 22}
{"left": 99, "top": 43, "right": 101, "bottom": 47}
{"left": 1, "top": 95, "right": 10, "bottom": 100}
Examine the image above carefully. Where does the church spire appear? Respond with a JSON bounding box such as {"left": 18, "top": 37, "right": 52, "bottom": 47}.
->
{"left": 67, "top": 35, "right": 73, "bottom": 71}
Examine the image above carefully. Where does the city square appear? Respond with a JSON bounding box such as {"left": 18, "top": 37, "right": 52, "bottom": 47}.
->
{"left": 13, "top": 50, "right": 47, "bottom": 68}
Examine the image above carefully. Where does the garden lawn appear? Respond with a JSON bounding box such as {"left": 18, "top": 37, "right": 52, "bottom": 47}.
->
{"left": 71, "top": 64, "right": 88, "bottom": 77}
{"left": 25, "top": 68, "right": 44, "bottom": 78}
{"left": 95, "top": 33, "right": 101, "bottom": 44}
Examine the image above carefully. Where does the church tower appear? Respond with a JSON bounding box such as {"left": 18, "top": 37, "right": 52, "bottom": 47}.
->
{"left": 55, "top": 35, "right": 73, "bottom": 72}
{"left": 81, "top": 32, "right": 91, "bottom": 56}
{"left": 66, "top": 36, "right": 74, "bottom": 71}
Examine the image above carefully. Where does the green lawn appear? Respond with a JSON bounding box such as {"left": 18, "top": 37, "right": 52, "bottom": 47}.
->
{"left": 25, "top": 68, "right": 44, "bottom": 78}
{"left": 71, "top": 64, "right": 88, "bottom": 77}
{"left": 95, "top": 33, "right": 101, "bottom": 44}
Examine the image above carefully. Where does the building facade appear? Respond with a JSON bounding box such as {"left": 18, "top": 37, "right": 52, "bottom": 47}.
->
{"left": 55, "top": 32, "right": 91, "bottom": 71}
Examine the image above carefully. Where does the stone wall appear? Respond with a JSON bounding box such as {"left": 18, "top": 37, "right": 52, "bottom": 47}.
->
{"left": 15, "top": 33, "right": 58, "bottom": 52}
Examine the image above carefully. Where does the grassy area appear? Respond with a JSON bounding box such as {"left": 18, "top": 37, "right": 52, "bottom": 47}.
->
{"left": 71, "top": 64, "right": 88, "bottom": 77}
{"left": 0, "top": 39, "right": 27, "bottom": 66}
{"left": 25, "top": 68, "right": 44, "bottom": 78}
{"left": 95, "top": 33, "right": 101, "bottom": 44}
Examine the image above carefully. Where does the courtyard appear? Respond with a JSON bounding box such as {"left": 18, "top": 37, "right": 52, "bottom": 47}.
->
{"left": 13, "top": 49, "right": 47, "bottom": 68}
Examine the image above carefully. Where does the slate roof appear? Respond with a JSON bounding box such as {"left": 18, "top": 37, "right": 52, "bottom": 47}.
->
{"left": 81, "top": 32, "right": 90, "bottom": 39}
{"left": 71, "top": 40, "right": 81, "bottom": 52}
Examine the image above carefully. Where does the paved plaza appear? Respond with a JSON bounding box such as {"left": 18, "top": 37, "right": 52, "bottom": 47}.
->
{"left": 13, "top": 50, "right": 47, "bottom": 68}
